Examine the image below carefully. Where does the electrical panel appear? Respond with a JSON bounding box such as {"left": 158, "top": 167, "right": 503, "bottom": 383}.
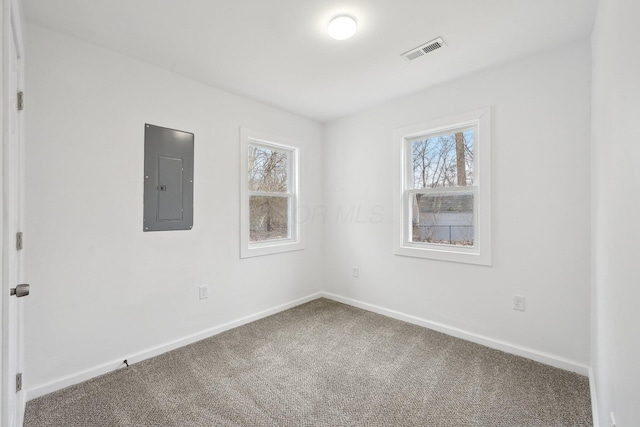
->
{"left": 143, "top": 124, "right": 194, "bottom": 231}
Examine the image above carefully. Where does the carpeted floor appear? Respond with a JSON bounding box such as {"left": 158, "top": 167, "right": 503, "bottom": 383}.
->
{"left": 24, "top": 298, "right": 593, "bottom": 426}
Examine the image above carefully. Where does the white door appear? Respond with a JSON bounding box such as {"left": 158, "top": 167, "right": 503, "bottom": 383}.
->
{"left": 2, "top": 1, "right": 26, "bottom": 425}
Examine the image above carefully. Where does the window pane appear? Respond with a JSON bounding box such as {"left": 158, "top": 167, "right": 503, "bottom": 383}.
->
{"left": 411, "top": 129, "right": 474, "bottom": 189}
{"left": 249, "top": 195, "right": 290, "bottom": 242}
{"left": 411, "top": 191, "right": 474, "bottom": 246}
{"left": 248, "top": 145, "right": 288, "bottom": 193}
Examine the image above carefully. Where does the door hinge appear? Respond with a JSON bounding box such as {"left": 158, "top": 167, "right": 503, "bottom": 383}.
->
{"left": 16, "top": 373, "right": 22, "bottom": 392}
{"left": 17, "top": 91, "right": 24, "bottom": 111}
{"left": 16, "top": 232, "right": 23, "bottom": 250}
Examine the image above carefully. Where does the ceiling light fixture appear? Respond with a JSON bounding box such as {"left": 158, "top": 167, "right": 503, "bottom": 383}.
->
{"left": 328, "top": 15, "right": 357, "bottom": 40}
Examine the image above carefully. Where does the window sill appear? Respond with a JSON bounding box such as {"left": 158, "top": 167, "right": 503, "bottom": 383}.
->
{"left": 394, "top": 243, "right": 491, "bottom": 266}
{"left": 241, "top": 240, "right": 304, "bottom": 259}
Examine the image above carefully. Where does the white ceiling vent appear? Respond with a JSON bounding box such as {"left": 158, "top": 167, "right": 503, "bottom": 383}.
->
{"left": 401, "top": 37, "right": 446, "bottom": 61}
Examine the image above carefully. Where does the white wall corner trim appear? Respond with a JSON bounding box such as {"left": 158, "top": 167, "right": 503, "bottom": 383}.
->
{"left": 589, "top": 367, "right": 600, "bottom": 427}
{"left": 321, "top": 292, "right": 590, "bottom": 376}
{"left": 25, "top": 292, "right": 323, "bottom": 400}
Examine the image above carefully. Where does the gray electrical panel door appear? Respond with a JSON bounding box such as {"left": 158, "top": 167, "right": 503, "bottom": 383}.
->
{"left": 144, "top": 124, "right": 194, "bottom": 231}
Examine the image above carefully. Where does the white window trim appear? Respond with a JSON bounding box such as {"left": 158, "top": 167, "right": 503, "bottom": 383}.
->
{"left": 393, "top": 107, "right": 492, "bottom": 266}
{"left": 240, "top": 128, "right": 304, "bottom": 258}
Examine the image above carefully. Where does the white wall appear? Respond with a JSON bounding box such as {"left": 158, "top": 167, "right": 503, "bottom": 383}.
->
{"left": 591, "top": 0, "right": 640, "bottom": 425}
{"left": 23, "top": 24, "right": 323, "bottom": 392}
{"left": 323, "top": 40, "right": 592, "bottom": 368}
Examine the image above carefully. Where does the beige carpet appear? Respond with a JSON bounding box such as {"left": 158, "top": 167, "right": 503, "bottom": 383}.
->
{"left": 24, "top": 298, "right": 592, "bottom": 426}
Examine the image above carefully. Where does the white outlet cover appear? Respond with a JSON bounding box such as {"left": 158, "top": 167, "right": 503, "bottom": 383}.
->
{"left": 513, "top": 295, "right": 525, "bottom": 311}
{"left": 199, "top": 285, "right": 208, "bottom": 300}
{"left": 352, "top": 266, "right": 359, "bottom": 278}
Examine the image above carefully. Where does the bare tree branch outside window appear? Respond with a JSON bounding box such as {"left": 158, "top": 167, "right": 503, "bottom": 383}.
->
{"left": 248, "top": 145, "right": 290, "bottom": 242}
{"left": 410, "top": 129, "right": 475, "bottom": 246}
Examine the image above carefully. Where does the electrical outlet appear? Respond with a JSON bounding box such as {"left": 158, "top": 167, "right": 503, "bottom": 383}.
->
{"left": 199, "top": 285, "right": 208, "bottom": 300}
{"left": 352, "top": 266, "right": 359, "bottom": 278}
{"left": 610, "top": 411, "right": 616, "bottom": 427}
{"left": 513, "top": 295, "right": 526, "bottom": 311}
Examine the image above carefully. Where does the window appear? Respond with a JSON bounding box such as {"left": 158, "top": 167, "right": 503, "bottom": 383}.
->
{"left": 240, "top": 129, "right": 302, "bottom": 258}
{"left": 393, "top": 108, "right": 491, "bottom": 265}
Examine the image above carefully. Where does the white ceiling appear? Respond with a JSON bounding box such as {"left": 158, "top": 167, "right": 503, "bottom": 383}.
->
{"left": 22, "top": 0, "right": 597, "bottom": 122}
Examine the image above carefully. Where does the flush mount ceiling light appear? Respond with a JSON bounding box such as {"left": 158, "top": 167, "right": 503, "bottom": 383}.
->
{"left": 328, "top": 15, "right": 357, "bottom": 40}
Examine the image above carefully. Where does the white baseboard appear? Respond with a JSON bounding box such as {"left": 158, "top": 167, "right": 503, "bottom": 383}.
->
{"left": 17, "top": 391, "right": 25, "bottom": 427}
{"left": 27, "top": 291, "right": 591, "bottom": 403}
{"left": 26, "top": 292, "right": 323, "bottom": 400}
{"left": 589, "top": 367, "right": 599, "bottom": 427}
{"left": 321, "top": 292, "right": 590, "bottom": 376}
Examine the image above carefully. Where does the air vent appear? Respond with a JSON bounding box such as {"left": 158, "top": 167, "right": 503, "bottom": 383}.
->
{"left": 402, "top": 37, "right": 446, "bottom": 61}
